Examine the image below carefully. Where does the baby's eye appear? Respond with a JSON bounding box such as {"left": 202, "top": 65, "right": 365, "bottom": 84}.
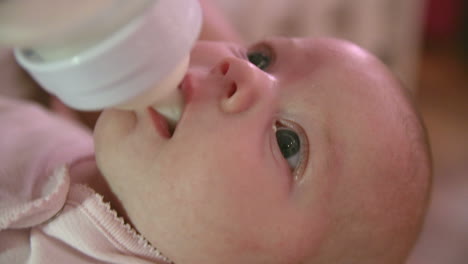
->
{"left": 247, "top": 44, "right": 274, "bottom": 71}
{"left": 247, "top": 52, "right": 271, "bottom": 71}
{"left": 275, "top": 126, "right": 301, "bottom": 170}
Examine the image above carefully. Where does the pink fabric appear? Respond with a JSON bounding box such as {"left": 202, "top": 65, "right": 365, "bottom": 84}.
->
{"left": 0, "top": 97, "right": 170, "bottom": 263}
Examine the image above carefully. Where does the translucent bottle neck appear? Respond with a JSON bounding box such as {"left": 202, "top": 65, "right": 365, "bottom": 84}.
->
{"left": 0, "top": 0, "right": 155, "bottom": 53}
{"left": 13, "top": 0, "right": 202, "bottom": 113}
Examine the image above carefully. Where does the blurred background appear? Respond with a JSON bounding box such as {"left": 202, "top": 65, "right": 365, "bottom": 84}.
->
{"left": 1, "top": 0, "right": 467, "bottom": 262}
{"left": 405, "top": 0, "right": 468, "bottom": 263}
{"left": 213, "top": 0, "right": 468, "bottom": 263}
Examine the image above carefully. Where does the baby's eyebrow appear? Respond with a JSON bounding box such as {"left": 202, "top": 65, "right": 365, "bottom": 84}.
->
{"left": 325, "top": 126, "right": 342, "bottom": 172}
{"left": 228, "top": 45, "right": 247, "bottom": 59}
{"left": 314, "top": 115, "right": 342, "bottom": 186}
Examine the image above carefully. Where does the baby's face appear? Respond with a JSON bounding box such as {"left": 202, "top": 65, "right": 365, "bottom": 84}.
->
{"left": 94, "top": 37, "right": 427, "bottom": 264}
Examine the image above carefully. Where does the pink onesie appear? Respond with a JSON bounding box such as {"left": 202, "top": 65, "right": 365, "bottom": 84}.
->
{"left": 0, "top": 97, "right": 171, "bottom": 264}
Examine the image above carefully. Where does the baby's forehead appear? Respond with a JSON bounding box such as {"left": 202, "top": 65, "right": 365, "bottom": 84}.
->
{"left": 271, "top": 40, "right": 385, "bottom": 83}
{"left": 276, "top": 61, "right": 391, "bottom": 107}
{"left": 277, "top": 50, "right": 411, "bottom": 150}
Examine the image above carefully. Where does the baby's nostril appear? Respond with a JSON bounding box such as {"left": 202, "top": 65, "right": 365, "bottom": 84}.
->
{"left": 220, "top": 62, "right": 230, "bottom": 75}
{"left": 227, "top": 82, "right": 237, "bottom": 98}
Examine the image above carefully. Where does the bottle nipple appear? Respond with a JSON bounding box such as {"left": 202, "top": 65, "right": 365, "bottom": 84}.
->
{"left": 116, "top": 56, "right": 189, "bottom": 128}
{"left": 152, "top": 89, "right": 184, "bottom": 130}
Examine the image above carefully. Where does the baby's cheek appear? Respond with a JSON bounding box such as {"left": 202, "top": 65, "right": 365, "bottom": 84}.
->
{"left": 97, "top": 109, "right": 136, "bottom": 135}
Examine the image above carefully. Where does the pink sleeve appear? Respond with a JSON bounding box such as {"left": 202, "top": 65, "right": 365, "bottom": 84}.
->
{"left": 0, "top": 97, "right": 94, "bottom": 229}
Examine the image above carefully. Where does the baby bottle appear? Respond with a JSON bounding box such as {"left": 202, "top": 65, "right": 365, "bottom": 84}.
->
{"left": 0, "top": 0, "right": 202, "bottom": 124}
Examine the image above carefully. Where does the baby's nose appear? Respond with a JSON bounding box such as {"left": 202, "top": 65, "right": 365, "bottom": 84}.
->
{"left": 211, "top": 57, "right": 274, "bottom": 114}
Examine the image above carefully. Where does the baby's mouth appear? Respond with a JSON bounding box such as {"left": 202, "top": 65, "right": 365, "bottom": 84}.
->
{"left": 155, "top": 106, "right": 180, "bottom": 135}
{"left": 148, "top": 79, "right": 187, "bottom": 138}
{"left": 167, "top": 118, "right": 177, "bottom": 136}
{"left": 147, "top": 73, "right": 194, "bottom": 138}
{"left": 148, "top": 106, "right": 177, "bottom": 138}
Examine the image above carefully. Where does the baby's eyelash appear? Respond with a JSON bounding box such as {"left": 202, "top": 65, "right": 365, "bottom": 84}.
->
{"left": 246, "top": 42, "right": 275, "bottom": 71}
{"left": 231, "top": 47, "right": 248, "bottom": 60}
{"left": 273, "top": 119, "right": 309, "bottom": 182}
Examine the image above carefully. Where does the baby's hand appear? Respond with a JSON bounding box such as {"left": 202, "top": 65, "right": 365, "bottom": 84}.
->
{"left": 0, "top": 48, "right": 46, "bottom": 103}
{"left": 49, "top": 96, "right": 101, "bottom": 129}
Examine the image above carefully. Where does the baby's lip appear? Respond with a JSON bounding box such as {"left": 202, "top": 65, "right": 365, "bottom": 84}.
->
{"left": 179, "top": 73, "right": 194, "bottom": 105}
{"left": 147, "top": 74, "right": 192, "bottom": 138}
{"left": 147, "top": 107, "right": 172, "bottom": 138}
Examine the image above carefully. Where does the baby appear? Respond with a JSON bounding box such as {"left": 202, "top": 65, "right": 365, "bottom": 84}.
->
{"left": 0, "top": 37, "right": 431, "bottom": 264}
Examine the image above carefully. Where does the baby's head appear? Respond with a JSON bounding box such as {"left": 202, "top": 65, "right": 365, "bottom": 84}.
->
{"left": 94, "top": 37, "right": 431, "bottom": 264}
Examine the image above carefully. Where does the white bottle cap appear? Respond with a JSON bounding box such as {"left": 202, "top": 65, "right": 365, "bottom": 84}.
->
{"left": 14, "top": 0, "right": 202, "bottom": 111}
